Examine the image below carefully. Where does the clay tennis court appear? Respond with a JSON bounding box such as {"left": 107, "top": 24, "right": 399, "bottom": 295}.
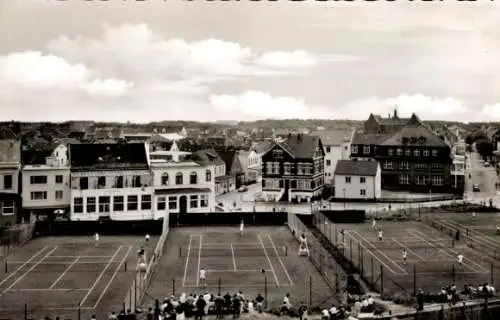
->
{"left": 145, "top": 226, "right": 336, "bottom": 310}
{"left": 0, "top": 235, "right": 157, "bottom": 320}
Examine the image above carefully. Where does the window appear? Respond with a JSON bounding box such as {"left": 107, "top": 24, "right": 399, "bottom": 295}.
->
{"left": 399, "top": 161, "right": 409, "bottom": 170}
{"left": 351, "top": 145, "right": 358, "bottom": 154}
{"left": 345, "top": 177, "right": 351, "bottom": 183}
{"left": 4, "top": 175, "right": 12, "bottom": 189}
{"left": 190, "top": 195, "right": 198, "bottom": 208}
{"left": 388, "top": 148, "right": 394, "bottom": 156}
{"left": 30, "top": 191, "right": 47, "bottom": 200}
{"left": 383, "top": 161, "right": 394, "bottom": 170}
{"left": 360, "top": 177, "right": 366, "bottom": 184}
{"left": 205, "top": 169, "right": 211, "bottom": 182}
{"left": 73, "top": 197, "right": 83, "bottom": 213}
{"left": 399, "top": 174, "right": 410, "bottom": 185}
{"left": 99, "top": 196, "right": 110, "bottom": 212}
{"left": 87, "top": 197, "right": 96, "bottom": 213}
{"left": 265, "top": 162, "right": 273, "bottom": 174}
{"left": 396, "top": 148, "right": 403, "bottom": 156}
{"left": 114, "top": 176, "right": 124, "bottom": 188}
{"left": 272, "top": 162, "right": 280, "bottom": 174}
{"left": 416, "top": 176, "right": 429, "bottom": 185}
{"left": 168, "top": 196, "right": 177, "bottom": 210}
{"left": 127, "top": 195, "right": 138, "bottom": 211}
{"left": 30, "top": 176, "right": 47, "bottom": 185}
{"left": 200, "top": 195, "right": 208, "bottom": 207}
{"left": 55, "top": 190, "right": 63, "bottom": 200}
{"left": 360, "top": 189, "right": 366, "bottom": 196}
{"left": 55, "top": 175, "right": 63, "bottom": 184}
{"left": 405, "top": 149, "right": 411, "bottom": 156}
{"left": 432, "top": 163, "right": 443, "bottom": 169}
{"left": 175, "top": 172, "right": 183, "bottom": 185}
{"left": 326, "top": 160, "right": 331, "bottom": 166}
{"left": 326, "top": 147, "right": 331, "bottom": 153}
{"left": 284, "top": 163, "right": 291, "bottom": 175}
{"left": 79, "top": 177, "right": 88, "bottom": 190}
{"left": 423, "top": 149, "right": 430, "bottom": 157}
{"left": 190, "top": 172, "right": 198, "bottom": 184}
{"left": 132, "top": 175, "right": 141, "bottom": 188}
{"left": 432, "top": 175, "right": 444, "bottom": 185}
{"left": 414, "top": 149, "right": 420, "bottom": 157}
{"left": 141, "top": 195, "right": 151, "bottom": 210}
{"left": 363, "top": 146, "right": 370, "bottom": 154}
{"left": 97, "top": 176, "right": 106, "bottom": 188}
{"left": 415, "top": 163, "right": 428, "bottom": 170}
{"left": 161, "top": 173, "right": 169, "bottom": 185}
{"left": 432, "top": 149, "right": 438, "bottom": 157}
{"left": 2, "top": 200, "right": 14, "bottom": 215}
{"left": 113, "top": 196, "right": 124, "bottom": 211}
{"left": 157, "top": 197, "right": 166, "bottom": 210}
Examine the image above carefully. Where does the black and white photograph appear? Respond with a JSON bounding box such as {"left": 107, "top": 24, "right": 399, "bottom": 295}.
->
{"left": 0, "top": 0, "right": 499, "bottom": 319}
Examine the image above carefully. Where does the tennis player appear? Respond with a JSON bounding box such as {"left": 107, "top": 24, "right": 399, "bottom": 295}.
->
{"left": 240, "top": 220, "right": 245, "bottom": 236}
{"left": 199, "top": 267, "right": 207, "bottom": 287}
{"left": 378, "top": 230, "right": 383, "bottom": 241}
{"left": 402, "top": 249, "right": 407, "bottom": 265}
{"left": 299, "top": 233, "right": 309, "bottom": 256}
{"left": 94, "top": 232, "right": 99, "bottom": 247}
{"left": 372, "top": 219, "right": 377, "bottom": 231}
{"left": 457, "top": 253, "right": 464, "bottom": 267}
{"left": 145, "top": 233, "right": 150, "bottom": 245}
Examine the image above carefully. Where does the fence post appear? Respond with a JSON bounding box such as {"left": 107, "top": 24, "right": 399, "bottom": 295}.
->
{"left": 78, "top": 307, "right": 81, "bottom": 320}
{"left": 452, "top": 264, "right": 456, "bottom": 283}
{"left": 218, "top": 278, "right": 222, "bottom": 296}
{"left": 173, "top": 278, "right": 176, "bottom": 296}
{"left": 309, "top": 275, "right": 312, "bottom": 309}
{"left": 371, "top": 257, "right": 374, "bottom": 285}
{"left": 359, "top": 245, "right": 363, "bottom": 272}
{"left": 413, "top": 264, "right": 417, "bottom": 296}
{"left": 380, "top": 266, "right": 384, "bottom": 295}
{"left": 349, "top": 238, "right": 353, "bottom": 261}
{"left": 491, "top": 263, "right": 494, "bottom": 285}
{"left": 24, "top": 303, "right": 27, "bottom": 320}
{"left": 264, "top": 276, "right": 268, "bottom": 309}
{"left": 134, "top": 277, "right": 138, "bottom": 309}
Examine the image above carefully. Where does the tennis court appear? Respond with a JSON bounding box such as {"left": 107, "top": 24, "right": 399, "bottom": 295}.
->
{"left": 0, "top": 235, "right": 157, "bottom": 320}
{"left": 145, "top": 226, "right": 336, "bottom": 310}
{"left": 333, "top": 221, "right": 491, "bottom": 295}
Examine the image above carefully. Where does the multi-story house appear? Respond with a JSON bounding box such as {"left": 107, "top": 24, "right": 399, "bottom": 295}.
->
{"left": 261, "top": 134, "right": 325, "bottom": 203}
{"left": 69, "top": 142, "right": 153, "bottom": 221}
{"left": 150, "top": 154, "right": 216, "bottom": 218}
{"left": 217, "top": 149, "right": 245, "bottom": 189}
{"left": 334, "top": 159, "right": 381, "bottom": 200}
{"left": 311, "top": 129, "right": 355, "bottom": 185}
{"left": 350, "top": 111, "right": 456, "bottom": 193}
{"left": 451, "top": 154, "right": 466, "bottom": 192}
{"left": 194, "top": 149, "right": 230, "bottom": 195}
{"left": 0, "top": 138, "right": 22, "bottom": 228}
{"left": 22, "top": 144, "right": 71, "bottom": 219}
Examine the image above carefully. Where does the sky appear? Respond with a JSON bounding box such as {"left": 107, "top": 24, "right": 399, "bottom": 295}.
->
{"left": 0, "top": 0, "right": 499, "bottom": 123}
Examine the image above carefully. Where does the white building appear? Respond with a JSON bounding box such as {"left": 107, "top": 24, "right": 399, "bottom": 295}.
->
{"left": 22, "top": 144, "right": 71, "bottom": 218}
{"left": 0, "top": 138, "right": 21, "bottom": 228}
{"left": 334, "top": 159, "right": 381, "bottom": 200}
{"left": 311, "top": 129, "right": 355, "bottom": 185}
{"left": 151, "top": 156, "right": 216, "bottom": 218}
{"left": 69, "top": 142, "right": 153, "bottom": 221}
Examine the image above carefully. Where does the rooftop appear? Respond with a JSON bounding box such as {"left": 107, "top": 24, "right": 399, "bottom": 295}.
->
{"left": 310, "top": 129, "right": 353, "bottom": 146}
{"left": 334, "top": 159, "right": 379, "bottom": 176}
{"left": 278, "top": 134, "right": 321, "bottom": 159}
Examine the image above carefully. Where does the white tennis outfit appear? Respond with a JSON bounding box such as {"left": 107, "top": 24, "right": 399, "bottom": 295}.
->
{"left": 240, "top": 222, "right": 244, "bottom": 232}
{"left": 95, "top": 233, "right": 99, "bottom": 242}
{"left": 199, "top": 269, "right": 206, "bottom": 279}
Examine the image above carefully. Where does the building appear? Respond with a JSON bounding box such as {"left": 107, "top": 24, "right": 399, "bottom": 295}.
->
{"left": 217, "top": 149, "right": 245, "bottom": 189}
{"left": 261, "top": 134, "right": 325, "bottom": 203}
{"left": 193, "top": 149, "right": 229, "bottom": 196}
{"left": 69, "top": 142, "right": 153, "bottom": 221}
{"left": 0, "top": 138, "right": 22, "bottom": 228}
{"left": 150, "top": 155, "right": 216, "bottom": 218}
{"left": 22, "top": 144, "right": 71, "bottom": 219}
{"left": 333, "top": 159, "right": 381, "bottom": 201}
{"left": 250, "top": 141, "right": 272, "bottom": 183}
{"left": 311, "top": 129, "right": 355, "bottom": 185}
{"left": 350, "top": 111, "right": 456, "bottom": 193}
{"left": 451, "top": 154, "right": 465, "bottom": 192}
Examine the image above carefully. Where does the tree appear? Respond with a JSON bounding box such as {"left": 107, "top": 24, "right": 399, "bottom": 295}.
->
{"left": 475, "top": 139, "right": 494, "bottom": 160}
{"left": 465, "top": 134, "right": 475, "bottom": 145}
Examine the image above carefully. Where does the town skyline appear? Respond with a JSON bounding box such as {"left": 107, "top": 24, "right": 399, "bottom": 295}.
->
{"left": 1, "top": 1, "right": 499, "bottom": 122}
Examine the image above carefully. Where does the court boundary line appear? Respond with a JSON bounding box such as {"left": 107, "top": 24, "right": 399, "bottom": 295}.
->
{"left": 49, "top": 255, "right": 114, "bottom": 258}
{"left": 9, "top": 288, "right": 90, "bottom": 291}
{"left": 267, "top": 234, "right": 293, "bottom": 285}
{"left": 79, "top": 245, "right": 122, "bottom": 307}
{"left": 411, "top": 231, "right": 489, "bottom": 273}
{"left": 49, "top": 256, "right": 81, "bottom": 289}
{"left": 182, "top": 284, "right": 293, "bottom": 288}
{"left": 3, "top": 246, "right": 58, "bottom": 294}
{"left": 0, "top": 307, "right": 95, "bottom": 311}
{"left": 205, "top": 269, "right": 273, "bottom": 273}
{"left": 6, "top": 260, "right": 124, "bottom": 265}
{"left": 92, "top": 245, "right": 133, "bottom": 309}
{"left": 196, "top": 235, "right": 202, "bottom": 287}
{"left": 258, "top": 234, "right": 280, "bottom": 286}
{"left": 182, "top": 235, "right": 193, "bottom": 287}
{"left": 350, "top": 230, "right": 407, "bottom": 275}
{"left": 230, "top": 244, "right": 237, "bottom": 271}
{"left": 0, "top": 246, "right": 49, "bottom": 288}
{"left": 196, "top": 243, "right": 265, "bottom": 247}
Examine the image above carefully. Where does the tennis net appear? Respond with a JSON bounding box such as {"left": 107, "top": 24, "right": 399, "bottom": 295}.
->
{"left": 345, "top": 239, "right": 455, "bottom": 250}
{"left": 179, "top": 246, "right": 288, "bottom": 257}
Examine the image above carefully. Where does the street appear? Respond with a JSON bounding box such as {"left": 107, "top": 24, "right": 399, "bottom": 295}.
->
{"left": 466, "top": 151, "right": 498, "bottom": 203}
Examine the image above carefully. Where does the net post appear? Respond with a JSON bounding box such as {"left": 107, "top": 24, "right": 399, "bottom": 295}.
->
{"left": 173, "top": 278, "right": 176, "bottom": 296}
{"left": 285, "top": 245, "right": 287, "bottom": 256}
{"left": 78, "top": 307, "right": 81, "bottom": 320}
{"left": 4, "top": 261, "right": 6, "bottom": 273}
{"left": 179, "top": 246, "right": 181, "bottom": 257}
{"left": 124, "top": 261, "right": 127, "bottom": 272}
{"left": 264, "top": 276, "right": 268, "bottom": 309}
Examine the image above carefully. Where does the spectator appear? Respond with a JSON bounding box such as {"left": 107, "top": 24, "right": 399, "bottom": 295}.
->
{"left": 146, "top": 308, "right": 153, "bottom": 320}
{"left": 232, "top": 294, "right": 241, "bottom": 319}
{"left": 214, "top": 294, "right": 224, "bottom": 319}
{"left": 416, "top": 289, "right": 424, "bottom": 311}
{"left": 321, "top": 309, "right": 329, "bottom": 320}
{"left": 195, "top": 295, "right": 207, "bottom": 320}
{"left": 255, "top": 293, "right": 264, "bottom": 313}
{"left": 298, "top": 302, "right": 308, "bottom": 320}
{"left": 203, "top": 291, "right": 211, "bottom": 315}
{"left": 109, "top": 311, "right": 118, "bottom": 320}
{"left": 329, "top": 304, "right": 338, "bottom": 320}
{"left": 223, "top": 292, "right": 232, "bottom": 312}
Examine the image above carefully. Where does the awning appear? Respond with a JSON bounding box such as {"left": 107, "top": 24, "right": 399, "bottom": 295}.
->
{"left": 154, "top": 188, "right": 211, "bottom": 195}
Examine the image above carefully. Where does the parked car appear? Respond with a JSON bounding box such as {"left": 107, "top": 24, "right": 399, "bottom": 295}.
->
{"left": 485, "top": 161, "right": 490, "bottom": 167}
{"left": 238, "top": 186, "right": 248, "bottom": 192}
{"left": 473, "top": 184, "right": 480, "bottom": 192}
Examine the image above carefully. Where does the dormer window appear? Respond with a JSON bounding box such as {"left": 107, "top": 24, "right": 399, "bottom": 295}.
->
{"left": 423, "top": 149, "right": 430, "bottom": 156}
{"left": 414, "top": 149, "right": 420, "bottom": 156}
{"left": 363, "top": 146, "right": 370, "bottom": 154}
{"left": 432, "top": 149, "right": 438, "bottom": 157}
{"left": 396, "top": 148, "right": 403, "bottom": 156}
{"left": 351, "top": 145, "right": 358, "bottom": 154}
{"left": 405, "top": 149, "right": 411, "bottom": 156}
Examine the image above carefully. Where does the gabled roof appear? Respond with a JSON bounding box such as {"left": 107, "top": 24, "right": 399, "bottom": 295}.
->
{"left": 335, "top": 160, "right": 379, "bottom": 176}
{"left": 217, "top": 150, "right": 242, "bottom": 174}
{"left": 310, "top": 129, "right": 353, "bottom": 146}
{"left": 351, "top": 132, "right": 391, "bottom": 145}
{"left": 252, "top": 141, "right": 273, "bottom": 154}
{"left": 381, "top": 124, "right": 448, "bottom": 147}
{"left": 278, "top": 134, "right": 321, "bottom": 159}
{"left": 190, "top": 149, "right": 225, "bottom": 166}
{"left": 69, "top": 142, "right": 149, "bottom": 171}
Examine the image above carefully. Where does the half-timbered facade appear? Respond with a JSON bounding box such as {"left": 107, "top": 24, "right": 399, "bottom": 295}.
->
{"left": 261, "top": 134, "right": 325, "bottom": 202}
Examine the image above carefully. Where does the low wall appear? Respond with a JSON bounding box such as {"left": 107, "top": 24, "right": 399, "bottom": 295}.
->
{"left": 34, "top": 220, "right": 163, "bottom": 236}
{"left": 169, "top": 211, "right": 287, "bottom": 226}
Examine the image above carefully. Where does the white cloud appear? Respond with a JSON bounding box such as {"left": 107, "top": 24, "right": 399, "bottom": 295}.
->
{"left": 256, "top": 50, "right": 318, "bottom": 69}
{"left": 479, "top": 104, "right": 500, "bottom": 121}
